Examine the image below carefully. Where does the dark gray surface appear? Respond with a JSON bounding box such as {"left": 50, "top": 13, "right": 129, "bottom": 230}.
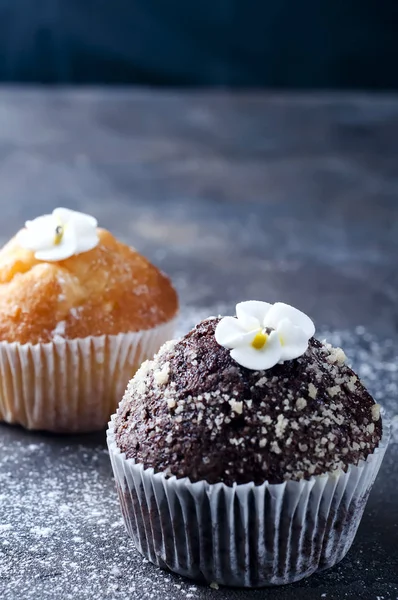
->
{"left": 0, "top": 89, "right": 397, "bottom": 600}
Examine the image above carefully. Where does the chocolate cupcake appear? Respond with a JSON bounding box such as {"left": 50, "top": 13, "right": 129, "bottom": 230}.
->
{"left": 107, "top": 301, "right": 389, "bottom": 586}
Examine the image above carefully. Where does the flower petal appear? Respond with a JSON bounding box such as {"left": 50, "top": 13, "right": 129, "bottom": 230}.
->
{"left": 264, "top": 302, "right": 315, "bottom": 338}
{"left": 215, "top": 316, "right": 248, "bottom": 348}
{"left": 35, "top": 243, "right": 77, "bottom": 261}
{"left": 276, "top": 318, "right": 311, "bottom": 361}
{"left": 230, "top": 330, "right": 282, "bottom": 370}
{"left": 236, "top": 300, "right": 271, "bottom": 331}
{"left": 17, "top": 215, "right": 58, "bottom": 251}
{"left": 54, "top": 207, "right": 98, "bottom": 228}
{"left": 56, "top": 208, "right": 99, "bottom": 255}
{"left": 72, "top": 225, "right": 99, "bottom": 254}
{"left": 74, "top": 230, "right": 99, "bottom": 254}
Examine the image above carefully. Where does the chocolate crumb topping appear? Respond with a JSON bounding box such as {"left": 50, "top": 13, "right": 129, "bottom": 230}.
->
{"left": 114, "top": 318, "right": 382, "bottom": 486}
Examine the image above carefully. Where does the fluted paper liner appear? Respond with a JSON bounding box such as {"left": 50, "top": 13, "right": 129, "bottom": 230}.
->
{"left": 0, "top": 319, "right": 175, "bottom": 433}
{"left": 107, "top": 411, "right": 390, "bottom": 587}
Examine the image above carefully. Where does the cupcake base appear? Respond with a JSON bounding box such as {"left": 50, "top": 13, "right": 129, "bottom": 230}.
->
{"left": 0, "top": 320, "right": 175, "bottom": 433}
{"left": 107, "top": 413, "right": 389, "bottom": 587}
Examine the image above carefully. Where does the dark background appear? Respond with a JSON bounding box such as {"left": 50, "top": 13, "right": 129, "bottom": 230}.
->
{"left": 1, "top": 0, "right": 398, "bottom": 88}
{"left": 0, "top": 2, "right": 398, "bottom": 598}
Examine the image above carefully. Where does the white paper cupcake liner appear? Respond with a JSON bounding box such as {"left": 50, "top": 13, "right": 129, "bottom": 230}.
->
{"left": 107, "top": 411, "right": 390, "bottom": 587}
{"left": 0, "top": 319, "right": 175, "bottom": 433}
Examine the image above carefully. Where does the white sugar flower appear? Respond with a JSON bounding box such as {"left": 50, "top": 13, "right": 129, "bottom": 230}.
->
{"left": 215, "top": 301, "right": 315, "bottom": 370}
{"left": 17, "top": 207, "right": 99, "bottom": 261}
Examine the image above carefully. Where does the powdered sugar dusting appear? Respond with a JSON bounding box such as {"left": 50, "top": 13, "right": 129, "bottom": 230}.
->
{"left": 0, "top": 437, "right": 200, "bottom": 600}
{"left": 30, "top": 526, "right": 52, "bottom": 537}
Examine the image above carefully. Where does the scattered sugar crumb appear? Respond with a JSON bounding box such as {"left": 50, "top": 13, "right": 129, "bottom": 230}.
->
{"left": 275, "top": 414, "right": 288, "bottom": 437}
{"left": 270, "top": 441, "right": 281, "bottom": 454}
{"left": 51, "top": 320, "right": 66, "bottom": 340}
{"left": 372, "top": 404, "right": 381, "bottom": 421}
{"left": 327, "top": 347, "right": 347, "bottom": 365}
{"left": 296, "top": 397, "right": 307, "bottom": 410}
{"left": 308, "top": 383, "right": 317, "bottom": 399}
{"left": 154, "top": 362, "right": 170, "bottom": 386}
{"left": 229, "top": 399, "right": 243, "bottom": 414}
{"left": 327, "top": 385, "right": 341, "bottom": 398}
{"left": 346, "top": 375, "right": 357, "bottom": 392}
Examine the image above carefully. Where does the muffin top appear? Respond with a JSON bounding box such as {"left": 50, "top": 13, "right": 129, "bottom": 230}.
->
{"left": 0, "top": 208, "right": 178, "bottom": 344}
{"left": 115, "top": 302, "right": 382, "bottom": 486}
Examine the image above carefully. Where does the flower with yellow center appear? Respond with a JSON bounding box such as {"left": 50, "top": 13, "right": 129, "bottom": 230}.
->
{"left": 215, "top": 301, "right": 315, "bottom": 371}
{"left": 17, "top": 207, "right": 99, "bottom": 262}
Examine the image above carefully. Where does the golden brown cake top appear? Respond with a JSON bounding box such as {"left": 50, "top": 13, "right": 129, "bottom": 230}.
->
{"left": 0, "top": 228, "right": 178, "bottom": 344}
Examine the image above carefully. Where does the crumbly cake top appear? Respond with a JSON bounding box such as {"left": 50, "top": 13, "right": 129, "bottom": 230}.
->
{"left": 0, "top": 229, "right": 178, "bottom": 344}
{"left": 114, "top": 317, "right": 382, "bottom": 485}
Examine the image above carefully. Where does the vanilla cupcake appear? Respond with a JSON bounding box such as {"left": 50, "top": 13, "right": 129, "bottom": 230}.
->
{"left": 0, "top": 208, "right": 178, "bottom": 432}
{"left": 108, "top": 301, "right": 389, "bottom": 587}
